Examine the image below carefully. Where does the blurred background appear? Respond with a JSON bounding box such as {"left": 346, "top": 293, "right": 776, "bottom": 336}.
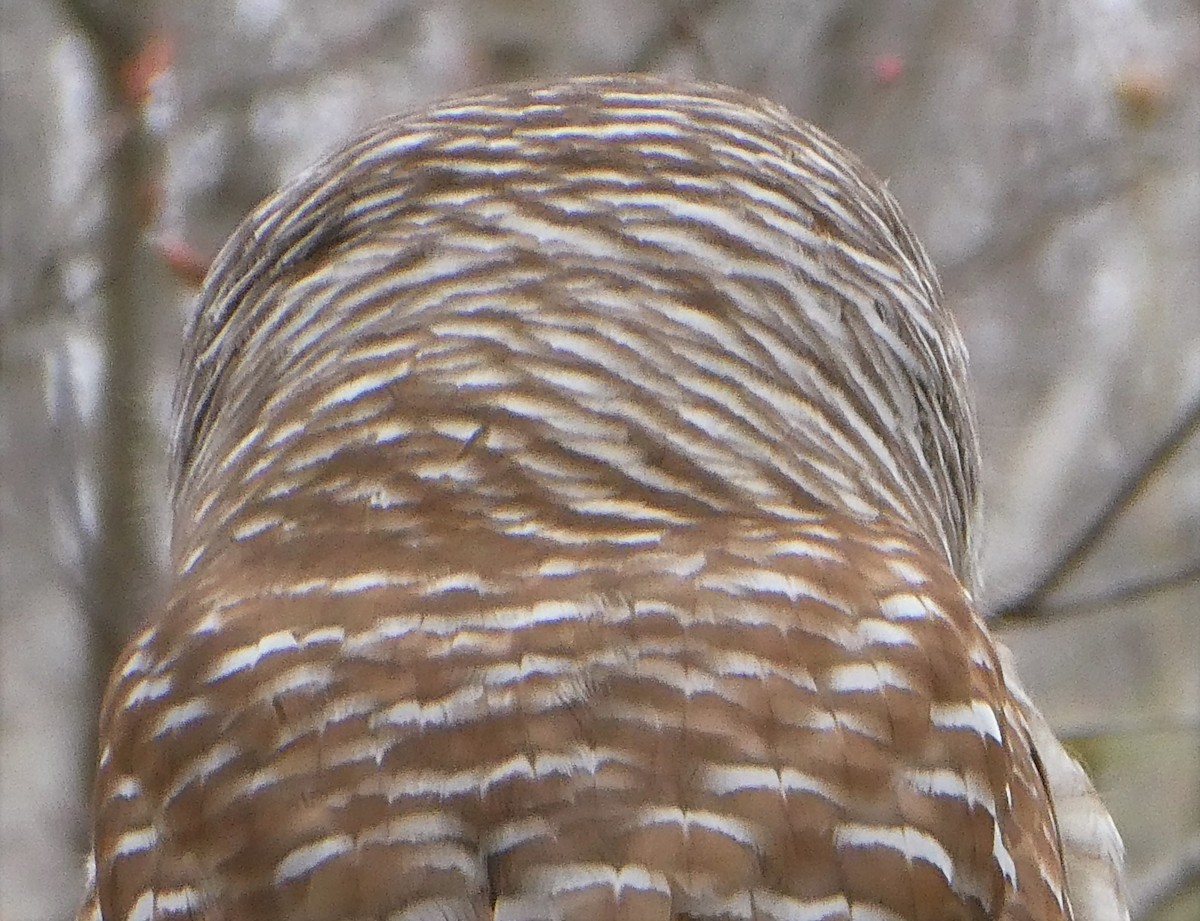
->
{"left": 1, "top": 1, "right": 1197, "bottom": 918}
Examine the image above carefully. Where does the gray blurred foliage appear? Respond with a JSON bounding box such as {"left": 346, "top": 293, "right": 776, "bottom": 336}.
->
{"left": 1, "top": 1, "right": 1198, "bottom": 919}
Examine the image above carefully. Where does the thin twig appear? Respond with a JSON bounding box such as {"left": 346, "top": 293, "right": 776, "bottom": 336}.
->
{"left": 995, "top": 559, "right": 1200, "bottom": 628}
{"left": 627, "top": 0, "right": 726, "bottom": 72}
{"left": 992, "top": 391, "right": 1200, "bottom": 625}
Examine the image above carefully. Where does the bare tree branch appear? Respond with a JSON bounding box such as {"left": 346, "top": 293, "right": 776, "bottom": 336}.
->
{"left": 626, "top": 0, "right": 726, "bottom": 73}
{"left": 57, "top": 0, "right": 161, "bottom": 856}
{"left": 59, "top": 0, "right": 145, "bottom": 64}
{"left": 1000, "top": 559, "right": 1200, "bottom": 624}
{"left": 991, "top": 390, "right": 1200, "bottom": 626}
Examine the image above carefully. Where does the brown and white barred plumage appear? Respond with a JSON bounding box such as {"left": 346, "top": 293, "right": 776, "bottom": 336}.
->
{"left": 81, "top": 75, "right": 1128, "bottom": 921}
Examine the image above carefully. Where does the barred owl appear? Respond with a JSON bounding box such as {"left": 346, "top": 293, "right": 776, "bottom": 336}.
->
{"left": 81, "top": 75, "right": 1128, "bottom": 921}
